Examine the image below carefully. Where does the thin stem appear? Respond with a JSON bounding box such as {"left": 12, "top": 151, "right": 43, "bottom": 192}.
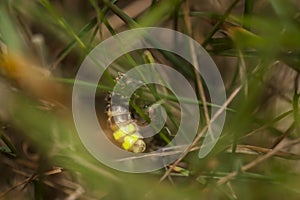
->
{"left": 160, "top": 85, "right": 242, "bottom": 182}
{"left": 202, "top": 0, "right": 240, "bottom": 48}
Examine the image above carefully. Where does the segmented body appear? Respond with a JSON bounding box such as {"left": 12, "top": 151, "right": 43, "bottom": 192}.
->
{"left": 105, "top": 73, "right": 146, "bottom": 153}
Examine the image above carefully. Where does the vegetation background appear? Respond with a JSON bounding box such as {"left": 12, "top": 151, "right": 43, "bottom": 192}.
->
{"left": 0, "top": 0, "right": 300, "bottom": 199}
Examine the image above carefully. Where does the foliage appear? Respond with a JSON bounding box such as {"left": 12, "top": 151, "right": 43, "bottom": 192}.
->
{"left": 0, "top": 0, "right": 300, "bottom": 199}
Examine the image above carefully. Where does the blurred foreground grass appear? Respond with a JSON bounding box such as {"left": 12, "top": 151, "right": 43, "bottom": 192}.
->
{"left": 0, "top": 0, "right": 300, "bottom": 199}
